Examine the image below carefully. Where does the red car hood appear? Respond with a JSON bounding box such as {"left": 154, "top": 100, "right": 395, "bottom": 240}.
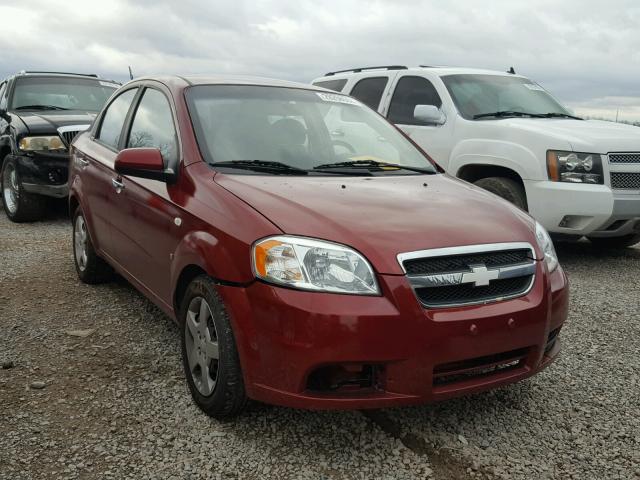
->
{"left": 215, "top": 173, "right": 539, "bottom": 275}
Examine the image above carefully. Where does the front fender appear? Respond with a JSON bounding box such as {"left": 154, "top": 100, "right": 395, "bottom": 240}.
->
{"left": 450, "top": 139, "right": 543, "bottom": 180}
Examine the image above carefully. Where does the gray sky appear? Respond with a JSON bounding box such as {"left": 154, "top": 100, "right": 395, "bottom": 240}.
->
{"left": 2, "top": 0, "right": 640, "bottom": 121}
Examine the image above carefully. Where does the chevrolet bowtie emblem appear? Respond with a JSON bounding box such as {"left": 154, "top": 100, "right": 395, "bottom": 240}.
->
{"left": 461, "top": 264, "right": 500, "bottom": 287}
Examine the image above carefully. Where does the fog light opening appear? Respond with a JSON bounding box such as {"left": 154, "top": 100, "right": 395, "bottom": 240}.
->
{"left": 306, "top": 364, "right": 380, "bottom": 393}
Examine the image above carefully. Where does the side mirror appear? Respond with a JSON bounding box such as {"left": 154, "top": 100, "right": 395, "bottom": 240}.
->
{"left": 114, "top": 148, "right": 176, "bottom": 183}
{"left": 413, "top": 105, "right": 446, "bottom": 125}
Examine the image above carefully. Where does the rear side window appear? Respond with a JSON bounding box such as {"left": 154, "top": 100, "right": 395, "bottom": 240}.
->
{"left": 312, "top": 79, "right": 347, "bottom": 92}
{"left": 127, "top": 89, "right": 178, "bottom": 166}
{"left": 388, "top": 76, "right": 442, "bottom": 125}
{"left": 349, "top": 77, "right": 388, "bottom": 111}
{"left": 98, "top": 88, "right": 138, "bottom": 150}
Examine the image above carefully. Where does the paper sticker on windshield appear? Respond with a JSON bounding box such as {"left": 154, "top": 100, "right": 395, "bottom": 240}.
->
{"left": 316, "top": 92, "right": 360, "bottom": 105}
{"left": 524, "top": 83, "right": 545, "bottom": 91}
{"left": 99, "top": 81, "right": 118, "bottom": 88}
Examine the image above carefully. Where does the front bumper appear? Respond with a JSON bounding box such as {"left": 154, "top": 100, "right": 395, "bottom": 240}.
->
{"left": 526, "top": 180, "right": 640, "bottom": 236}
{"left": 217, "top": 264, "right": 569, "bottom": 410}
{"left": 12, "top": 152, "right": 69, "bottom": 198}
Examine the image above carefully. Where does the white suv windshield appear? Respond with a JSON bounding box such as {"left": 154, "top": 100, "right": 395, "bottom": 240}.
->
{"left": 186, "top": 85, "right": 436, "bottom": 175}
{"left": 442, "top": 74, "right": 570, "bottom": 120}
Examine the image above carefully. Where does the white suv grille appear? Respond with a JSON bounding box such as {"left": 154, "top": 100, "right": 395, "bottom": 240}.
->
{"left": 609, "top": 153, "right": 640, "bottom": 164}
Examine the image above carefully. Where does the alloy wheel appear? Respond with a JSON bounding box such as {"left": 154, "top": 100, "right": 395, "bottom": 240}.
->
{"left": 184, "top": 296, "right": 220, "bottom": 396}
{"left": 74, "top": 215, "right": 89, "bottom": 272}
{"left": 2, "top": 163, "right": 18, "bottom": 215}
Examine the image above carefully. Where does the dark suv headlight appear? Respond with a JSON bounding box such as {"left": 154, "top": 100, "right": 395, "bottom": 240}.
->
{"left": 546, "top": 150, "right": 603, "bottom": 184}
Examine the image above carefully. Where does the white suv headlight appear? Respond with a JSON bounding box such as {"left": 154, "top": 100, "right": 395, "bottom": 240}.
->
{"left": 535, "top": 222, "right": 558, "bottom": 273}
{"left": 252, "top": 235, "right": 380, "bottom": 295}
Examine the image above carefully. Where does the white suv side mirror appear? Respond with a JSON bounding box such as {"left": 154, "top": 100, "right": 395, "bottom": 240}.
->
{"left": 414, "top": 105, "right": 446, "bottom": 125}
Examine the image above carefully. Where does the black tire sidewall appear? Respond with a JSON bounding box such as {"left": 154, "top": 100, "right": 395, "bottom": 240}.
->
{"left": 179, "top": 276, "right": 246, "bottom": 418}
{"left": 72, "top": 207, "right": 111, "bottom": 283}
{"left": 1, "top": 157, "right": 46, "bottom": 222}
{"left": 474, "top": 177, "right": 528, "bottom": 211}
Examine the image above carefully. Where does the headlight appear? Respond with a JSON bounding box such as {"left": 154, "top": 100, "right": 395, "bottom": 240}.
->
{"left": 18, "top": 136, "right": 66, "bottom": 152}
{"left": 546, "top": 150, "right": 603, "bottom": 184}
{"left": 535, "top": 222, "right": 558, "bottom": 273}
{"left": 252, "top": 235, "right": 380, "bottom": 295}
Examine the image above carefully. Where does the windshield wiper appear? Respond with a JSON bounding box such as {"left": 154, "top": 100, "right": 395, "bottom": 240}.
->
{"left": 473, "top": 111, "right": 546, "bottom": 120}
{"left": 210, "top": 160, "right": 309, "bottom": 175}
{"left": 542, "top": 112, "right": 583, "bottom": 120}
{"left": 14, "top": 105, "right": 69, "bottom": 111}
{"left": 313, "top": 159, "right": 434, "bottom": 174}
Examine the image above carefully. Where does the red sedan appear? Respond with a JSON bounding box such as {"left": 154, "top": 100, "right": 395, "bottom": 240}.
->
{"left": 68, "top": 75, "right": 568, "bottom": 418}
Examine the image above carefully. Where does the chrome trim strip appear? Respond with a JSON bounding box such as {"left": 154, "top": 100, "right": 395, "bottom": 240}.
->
{"left": 397, "top": 242, "right": 536, "bottom": 272}
{"left": 57, "top": 124, "right": 91, "bottom": 134}
{"left": 407, "top": 262, "right": 536, "bottom": 289}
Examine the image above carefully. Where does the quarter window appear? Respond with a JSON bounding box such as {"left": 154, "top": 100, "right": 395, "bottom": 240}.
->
{"left": 349, "top": 77, "right": 388, "bottom": 111}
{"left": 127, "top": 89, "right": 178, "bottom": 166}
{"left": 98, "top": 88, "right": 137, "bottom": 150}
{"left": 387, "top": 76, "right": 442, "bottom": 125}
{"left": 312, "top": 79, "right": 348, "bottom": 92}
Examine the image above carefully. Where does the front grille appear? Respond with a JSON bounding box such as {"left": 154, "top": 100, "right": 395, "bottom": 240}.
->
{"left": 609, "top": 153, "right": 640, "bottom": 164}
{"left": 433, "top": 347, "right": 529, "bottom": 386}
{"left": 611, "top": 172, "right": 640, "bottom": 190}
{"left": 415, "top": 276, "right": 532, "bottom": 307}
{"left": 399, "top": 243, "right": 537, "bottom": 308}
{"left": 59, "top": 130, "right": 81, "bottom": 146}
{"left": 404, "top": 249, "right": 531, "bottom": 275}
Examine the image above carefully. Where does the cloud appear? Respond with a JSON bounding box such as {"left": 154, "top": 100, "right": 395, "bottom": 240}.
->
{"left": 2, "top": 0, "right": 640, "bottom": 120}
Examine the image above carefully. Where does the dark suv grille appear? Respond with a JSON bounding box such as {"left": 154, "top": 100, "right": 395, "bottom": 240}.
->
{"left": 609, "top": 153, "right": 640, "bottom": 164}
{"left": 611, "top": 172, "right": 640, "bottom": 190}
{"left": 400, "top": 245, "right": 536, "bottom": 308}
{"left": 59, "top": 130, "right": 81, "bottom": 147}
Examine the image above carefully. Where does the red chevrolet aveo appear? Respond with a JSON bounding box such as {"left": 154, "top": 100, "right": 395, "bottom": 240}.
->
{"left": 69, "top": 75, "right": 568, "bottom": 418}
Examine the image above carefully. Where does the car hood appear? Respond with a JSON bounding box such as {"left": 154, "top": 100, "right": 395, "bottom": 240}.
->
{"left": 215, "top": 173, "right": 539, "bottom": 275}
{"left": 14, "top": 110, "right": 97, "bottom": 135}
{"left": 499, "top": 118, "right": 640, "bottom": 153}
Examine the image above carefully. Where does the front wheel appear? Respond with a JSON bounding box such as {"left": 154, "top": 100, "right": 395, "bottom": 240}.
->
{"left": 1, "top": 157, "right": 46, "bottom": 222}
{"left": 587, "top": 234, "right": 640, "bottom": 249}
{"left": 474, "top": 177, "right": 528, "bottom": 211}
{"left": 180, "top": 275, "right": 247, "bottom": 419}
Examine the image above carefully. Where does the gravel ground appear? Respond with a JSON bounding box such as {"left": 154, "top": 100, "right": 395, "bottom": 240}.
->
{"left": 1, "top": 207, "right": 639, "bottom": 480}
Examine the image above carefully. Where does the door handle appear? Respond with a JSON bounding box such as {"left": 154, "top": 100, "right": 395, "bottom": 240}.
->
{"left": 111, "top": 178, "right": 125, "bottom": 192}
{"left": 75, "top": 156, "right": 90, "bottom": 168}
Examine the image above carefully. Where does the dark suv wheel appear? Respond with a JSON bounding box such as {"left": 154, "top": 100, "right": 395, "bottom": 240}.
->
{"left": 180, "top": 275, "right": 247, "bottom": 419}
{"left": 1, "top": 157, "right": 46, "bottom": 222}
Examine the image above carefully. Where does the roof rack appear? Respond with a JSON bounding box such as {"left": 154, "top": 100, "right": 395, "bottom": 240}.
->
{"left": 324, "top": 65, "right": 407, "bottom": 76}
{"left": 18, "top": 70, "right": 99, "bottom": 78}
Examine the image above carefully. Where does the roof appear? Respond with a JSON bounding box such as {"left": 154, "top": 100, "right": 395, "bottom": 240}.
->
{"left": 127, "top": 74, "right": 327, "bottom": 91}
{"left": 13, "top": 71, "right": 120, "bottom": 84}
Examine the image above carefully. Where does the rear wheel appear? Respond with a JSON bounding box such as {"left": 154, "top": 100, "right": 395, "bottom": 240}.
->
{"left": 587, "top": 234, "right": 640, "bottom": 249}
{"left": 474, "top": 176, "right": 528, "bottom": 211}
{"left": 180, "top": 275, "right": 247, "bottom": 419}
{"left": 1, "top": 157, "right": 46, "bottom": 222}
{"left": 73, "top": 208, "right": 113, "bottom": 283}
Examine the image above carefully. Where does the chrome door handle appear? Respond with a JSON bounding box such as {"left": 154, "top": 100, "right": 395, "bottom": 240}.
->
{"left": 75, "top": 157, "right": 90, "bottom": 168}
{"left": 111, "top": 178, "right": 125, "bottom": 192}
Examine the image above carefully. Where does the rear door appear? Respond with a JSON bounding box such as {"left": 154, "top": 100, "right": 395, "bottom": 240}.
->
{"left": 109, "top": 84, "right": 183, "bottom": 304}
{"left": 78, "top": 87, "right": 139, "bottom": 258}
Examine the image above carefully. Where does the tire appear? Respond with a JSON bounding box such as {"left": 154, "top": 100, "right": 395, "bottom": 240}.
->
{"left": 587, "top": 234, "right": 640, "bottom": 249}
{"left": 180, "top": 275, "right": 247, "bottom": 419}
{"left": 474, "top": 176, "right": 528, "bottom": 211}
{"left": 1, "top": 157, "right": 47, "bottom": 222}
{"left": 72, "top": 207, "right": 113, "bottom": 284}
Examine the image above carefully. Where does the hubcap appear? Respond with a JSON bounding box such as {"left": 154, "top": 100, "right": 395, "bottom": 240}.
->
{"left": 2, "top": 164, "right": 19, "bottom": 215}
{"left": 74, "top": 215, "right": 89, "bottom": 271}
{"left": 185, "top": 297, "right": 220, "bottom": 396}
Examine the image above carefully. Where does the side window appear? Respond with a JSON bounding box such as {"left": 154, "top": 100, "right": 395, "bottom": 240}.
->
{"left": 98, "top": 88, "right": 138, "bottom": 149}
{"left": 387, "top": 76, "right": 442, "bottom": 125}
{"left": 312, "top": 79, "right": 347, "bottom": 92}
{"left": 127, "top": 88, "right": 178, "bottom": 166}
{"left": 349, "top": 77, "right": 388, "bottom": 111}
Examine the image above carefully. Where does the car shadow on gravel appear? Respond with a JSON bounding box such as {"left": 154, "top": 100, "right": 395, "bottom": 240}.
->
{"left": 554, "top": 239, "right": 640, "bottom": 261}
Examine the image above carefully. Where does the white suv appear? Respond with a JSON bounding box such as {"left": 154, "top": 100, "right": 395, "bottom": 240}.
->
{"left": 312, "top": 66, "right": 640, "bottom": 248}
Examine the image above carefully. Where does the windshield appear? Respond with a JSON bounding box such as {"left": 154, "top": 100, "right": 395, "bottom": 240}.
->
{"left": 10, "top": 76, "right": 118, "bottom": 111}
{"left": 441, "top": 74, "right": 570, "bottom": 120}
{"left": 185, "top": 85, "right": 436, "bottom": 175}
